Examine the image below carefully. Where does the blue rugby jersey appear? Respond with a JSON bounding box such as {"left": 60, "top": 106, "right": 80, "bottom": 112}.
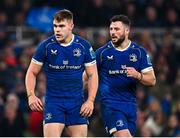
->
{"left": 96, "top": 41, "right": 153, "bottom": 104}
{"left": 32, "top": 34, "right": 96, "bottom": 102}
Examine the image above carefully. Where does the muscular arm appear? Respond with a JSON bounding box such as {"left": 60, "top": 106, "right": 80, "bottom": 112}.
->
{"left": 126, "top": 67, "right": 156, "bottom": 86}
{"left": 139, "top": 70, "right": 156, "bottom": 86}
{"left": 80, "top": 63, "right": 98, "bottom": 117}
{"left": 84, "top": 63, "right": 98, "bottom": 102}
{"left": 25, "top": 61, "right": 43, "bottom": 111}
{"left": 25, "top": 61, "right": 42, "bottom": 97}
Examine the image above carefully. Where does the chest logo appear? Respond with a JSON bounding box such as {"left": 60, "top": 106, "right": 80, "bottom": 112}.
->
{"left": 107, "top": 55, "right": 114, "bottom": 60}
{"left": 129, "top": 54, "right": 137, "bottom": 62}
{"left": 63, "top": 60, "right": 68, "bottom": 65}
{"left": 73, "top": 48, "right": 81, "bottom": 57}
{"left": 51, "top": 49, "right": 57, "bottom": 55}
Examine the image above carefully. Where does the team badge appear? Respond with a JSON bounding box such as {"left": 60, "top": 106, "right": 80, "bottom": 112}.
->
{"left": 116, "top": 120, "right": 124, "bottom": 127}
{"left": 73, "top": 48, "right": 81, "bottom": 57}
{"left": 46, "top": 113, "right": 52, "bottom": 120}
{"left": 129, "top": 53, "right": 137, "bottom": 62}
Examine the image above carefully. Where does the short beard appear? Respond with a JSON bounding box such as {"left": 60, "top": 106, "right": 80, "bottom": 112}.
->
{"left": 112, "top": 35, "right": 125, "bottom": 47}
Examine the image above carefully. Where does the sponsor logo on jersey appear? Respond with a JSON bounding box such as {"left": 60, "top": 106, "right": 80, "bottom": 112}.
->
{"left": 146, "top": 54, "right": 152, "bottom": 65}
{"left": 51, "top": 49, "right": 57, "bottom": 55}
{"left": 89, "top": 47, "right": 96, "bottom": 59}
{"left": 49, "top": 64, "right": 81, "bottom": 70}
{"left": 73, "top": 48, "right": 81, "bottom": 57}
{"left": 63, "top": 60, "right": 68, "bottom": 65}
{"left": 108, "top": 65, "right": 127, "bottom": 75}
{"left": 107, "top": 55, "right": 114, "bottom": 60}
{"left": 129, "top": 53, "right": 137, "bottom": 62}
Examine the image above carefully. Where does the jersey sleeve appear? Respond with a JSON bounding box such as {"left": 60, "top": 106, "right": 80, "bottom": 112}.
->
{"left": 95, "top": 48, "right": 102, "bottom": 70}
{"left": 84, "top": 42, "right": 96, "bottom": 66}
{"left": 139, "top": 48, "right": 153, "bottom": 73}
{"left": 32, "top": 41, "right": 46, "bottom": 65}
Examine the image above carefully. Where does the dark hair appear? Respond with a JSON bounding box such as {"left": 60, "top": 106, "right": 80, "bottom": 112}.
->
{"left": 53, "top": 9, "right": 73, "bottom": 22}
{"left": 110, "top": 15, "right": 131, "bottom": 26}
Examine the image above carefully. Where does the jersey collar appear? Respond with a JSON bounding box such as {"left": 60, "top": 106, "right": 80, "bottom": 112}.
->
{"left": 111, "top": 41, "right": 131, "bottom": 52}
{"left": 60, "top": 34, "right": 75, "bottom": 47}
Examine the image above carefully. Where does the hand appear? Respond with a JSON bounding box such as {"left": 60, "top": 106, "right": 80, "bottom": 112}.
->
{"left": 28, "top": 95, "right": 43, "bottom": 112}
{"left": 126, "top": 67, "right": 140, "bottom": 79}
{"left": 80, "top": 100, "right": 94, "bottom": 117}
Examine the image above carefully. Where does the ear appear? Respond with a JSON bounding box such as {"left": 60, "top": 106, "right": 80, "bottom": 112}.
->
{"left": 71, "top": 23, "right": 74, "bottom": 30}
{"left": 125, "top": 27, "right": 130, "bottom": 35}
{"left": 69, "top": 20, "right": 74, "bottom": 30}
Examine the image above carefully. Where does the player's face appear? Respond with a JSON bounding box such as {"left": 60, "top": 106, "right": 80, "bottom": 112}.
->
{"left": 110, "top": 21, "right": 128, "bottom": 46}
{"left": 53, "top": 19, "right": 74, "bottom": 42}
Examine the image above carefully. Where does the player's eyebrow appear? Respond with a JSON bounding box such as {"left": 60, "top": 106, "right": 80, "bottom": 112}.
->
{"left": 110, "top": 27, "right": 120, "bottom": 30}
{"left": 53, "top": 24, "right": 65, "bottom": 27}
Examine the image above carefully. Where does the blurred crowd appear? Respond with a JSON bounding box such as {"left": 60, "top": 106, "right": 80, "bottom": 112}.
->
{"left": 0, "top": 0, "right": 179, "bottom": 137}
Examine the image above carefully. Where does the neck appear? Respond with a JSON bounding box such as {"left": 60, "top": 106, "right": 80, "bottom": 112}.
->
{"left": 61, "top": 33, "right": 73, "bottom": 45}
{"left": 115, "top": 39, "right": 130, "bottom": 51}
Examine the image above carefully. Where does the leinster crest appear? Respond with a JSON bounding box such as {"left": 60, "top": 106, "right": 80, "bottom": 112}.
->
{"left": 73, "top": 48, "right": 81, "bottom": 57}
{"left": 129, "top": 53, "right": 137, "bottom": 62}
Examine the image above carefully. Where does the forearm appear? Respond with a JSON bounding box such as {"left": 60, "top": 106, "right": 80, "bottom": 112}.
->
{"left": 136, "top": 71, "right": 156, "bottom": 86}
{"left": 87, "top": 73, "right": 98, "bottom": 102}
{"left": 25, "top": 71, "right": 36, "bottom": 97}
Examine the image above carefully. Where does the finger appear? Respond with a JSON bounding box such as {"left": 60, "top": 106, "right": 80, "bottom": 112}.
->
{"left": 30, "top": 104, "right": 36, "bottom": 111}
{"left": 83, "top": 108, "right": 92, "bottom": 117}
{"left": 80, "top": 108, "right": 87, "bottom": 116}
{"left": 125, "top": 67, "right": 132, "bottom": 70}
{"left": 35, "top": 102, "right": 43, "bottom": 112}
{"left": 80, "top": 104, "right": 86, "bottom": 114}
{"left": 38, "top": 99, "right": 43, "bottom": 107}
{"left": 81, "top": 107, "right": 89, "bottom": 116}
{"left": 37, "top": 100, "right": 43, "bottom": 110}
{"left": 87, "top": 109, "right": 93, "bottom": 117}
{"left": 87, "top": 110, "right": 93, "bottom": 117}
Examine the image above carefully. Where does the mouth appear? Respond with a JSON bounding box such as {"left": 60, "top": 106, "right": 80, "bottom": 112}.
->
{"left": 111, "top": 37, "right": 117, "bottom": 41}
{"left": 55, "top": 34, "right": 63, "bottom": 38}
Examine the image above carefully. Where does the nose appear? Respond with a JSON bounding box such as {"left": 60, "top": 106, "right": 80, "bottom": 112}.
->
{"left": 110, "top": 31, "right": 115, "bottom": 37}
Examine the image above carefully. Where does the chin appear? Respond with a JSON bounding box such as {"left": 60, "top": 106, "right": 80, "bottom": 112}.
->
{"left": 112, "top": 40, "right": 117, "bottom": 44}
{"left": 56, "top": 37, "right": 63, "bottom": 42}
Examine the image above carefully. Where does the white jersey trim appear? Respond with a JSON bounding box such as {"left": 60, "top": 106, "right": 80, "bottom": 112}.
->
{"left": 84, "top": 60, "right": 96, "bottom": 66}
{"left": 32, "top": 58, "right": 43, "bottom": 66}
{"left": 109, "top": 127, "right": 117, "bottom": 134}
{"left": 111, "top": 41, "right": 131, "bottom": 51}
{"left": 141, "top": 66, "right": 153, "bottom": 73}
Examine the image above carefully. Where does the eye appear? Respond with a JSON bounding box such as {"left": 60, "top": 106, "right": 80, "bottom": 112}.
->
{"left": 58, "top": 25, "right": 65, "bottom": 27}
{"left": 54, "top": 24, "right": 57, "bottom": 27}
{"left": 115, "top": 27, "right": 120, "bottom": 31}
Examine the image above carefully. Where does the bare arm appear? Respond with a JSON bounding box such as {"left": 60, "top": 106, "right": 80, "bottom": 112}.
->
{"left": 25, "top": 61, "right": 43, "bottom": 111}
{"left": 80, "top": 63, "right": 98, "bottom": 117}
{"left": 126, "top": 67, "right": 156, "bottom": 86}
{"left": 139, "top": 70, "right": 156, "bottom": 86}
{"left": 85, "top": 63, "right": 98, "bottom": 102}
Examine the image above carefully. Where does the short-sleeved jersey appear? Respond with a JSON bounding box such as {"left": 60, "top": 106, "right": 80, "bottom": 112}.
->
{"left": 96, "top": 41, "right": 153, "bottom": 105}
{"left": 32, "top": 34, "right": 96, "bottom": 103}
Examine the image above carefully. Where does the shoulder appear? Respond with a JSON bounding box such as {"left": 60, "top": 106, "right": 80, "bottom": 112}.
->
{"left": 129, "top": 41, "right": 148, "bottom": 57}
{"left": 96, "top": 41, "right": 112, "bottom": 54}
{"left": 38, "top": 35, "right": 57, "bottom": 47}
{"left": 73, "top": 35, "right": 92, "bottom": 48}
{"left": 130, "top": 41, "right": 147, "bottom": 52}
